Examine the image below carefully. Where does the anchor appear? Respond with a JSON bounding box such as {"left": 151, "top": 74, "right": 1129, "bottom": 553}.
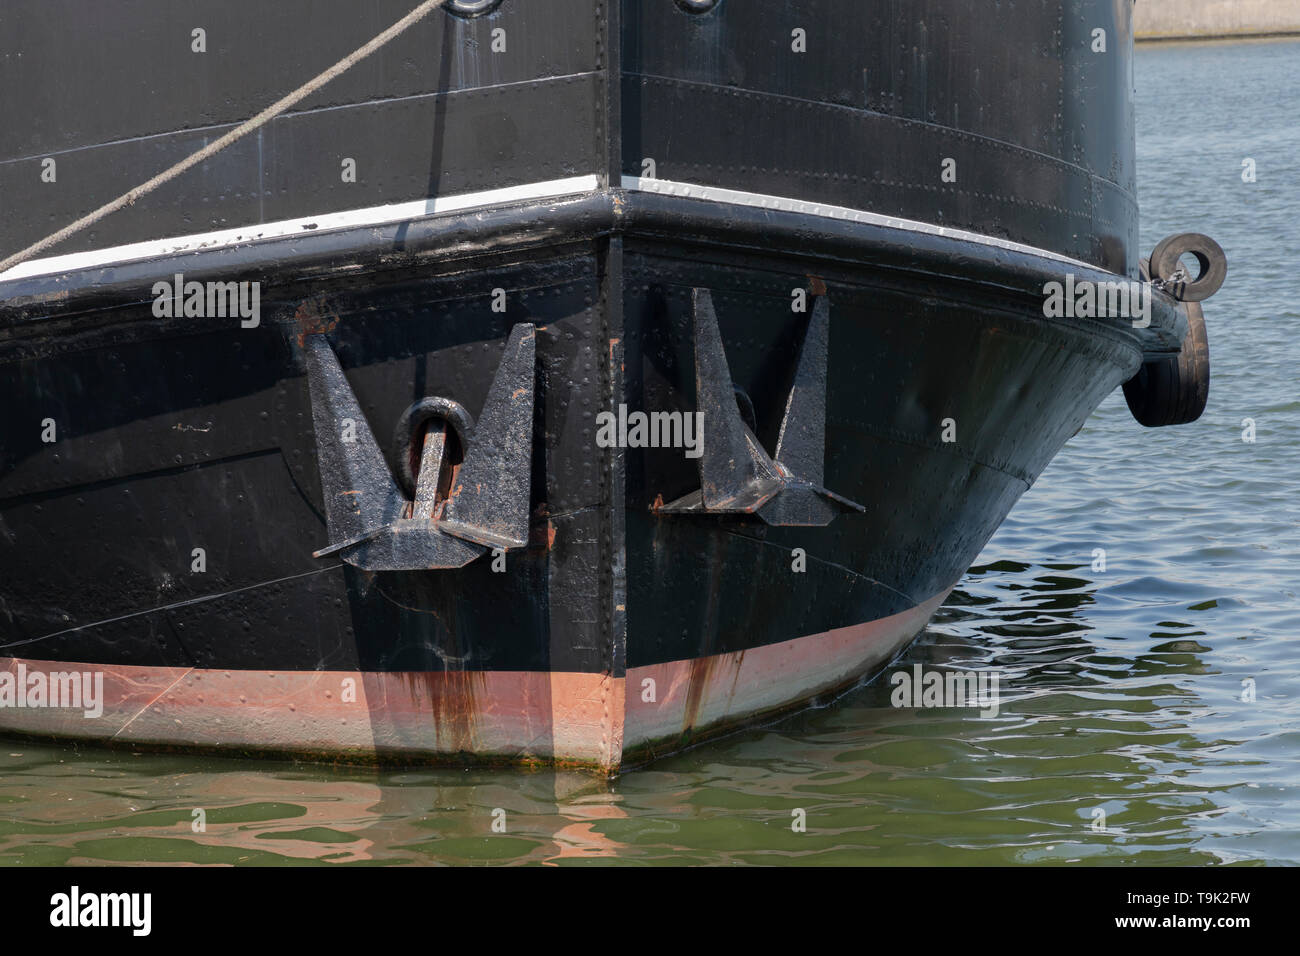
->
{"left": 658, "top": 288, "right": 864, "bottom": 527}
{"left": 303, "top": 323, "right": 536, "bottom": 570}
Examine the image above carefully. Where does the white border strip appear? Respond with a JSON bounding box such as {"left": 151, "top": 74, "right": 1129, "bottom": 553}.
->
{"left": 2, "top": 172, "right": 1106, "bottom": 285}
{"left": 621, "top": 175, "right": 1102, "bottom": 273}
{"left": 0, "top": 175, "right": 601, "bottom": 283}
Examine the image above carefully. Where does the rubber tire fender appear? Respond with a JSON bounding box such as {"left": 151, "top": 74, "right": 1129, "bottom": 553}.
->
{"left": 1122, "top": 259, "right": 1210, "bottom": 427}
{"left": 1149, "top": 232, "right": 1227, "bottom": 302}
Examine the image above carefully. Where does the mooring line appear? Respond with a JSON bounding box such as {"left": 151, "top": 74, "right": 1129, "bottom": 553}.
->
{"left": 0, "top": 566, "right": 342, "bottom": 652}
{"left": 0, "top": 0, "right": 449, "bottom": 277}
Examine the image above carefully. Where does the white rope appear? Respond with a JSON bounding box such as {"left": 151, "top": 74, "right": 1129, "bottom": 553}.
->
{"left": 0, "top": 0, "right": 449, "bottom": 277}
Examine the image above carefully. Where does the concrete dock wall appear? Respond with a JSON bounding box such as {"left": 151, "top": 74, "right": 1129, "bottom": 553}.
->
{"left": 1135, "top": 0, "right": 1300, "bottom": 41}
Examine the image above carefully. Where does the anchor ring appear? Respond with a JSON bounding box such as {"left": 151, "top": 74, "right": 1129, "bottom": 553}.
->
{"left": 445, "top": 0, "right": 503, "bottom": 18}
{"left": 393, "top": 397, "right": 474, "bottom": 497}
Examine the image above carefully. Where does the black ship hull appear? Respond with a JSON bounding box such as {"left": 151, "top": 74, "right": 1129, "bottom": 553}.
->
{"left": 0, "top": 1, "right": 1204, "bottom": 770}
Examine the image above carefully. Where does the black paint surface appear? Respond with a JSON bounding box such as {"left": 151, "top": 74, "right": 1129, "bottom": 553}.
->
{"left": 0, "top": 2, "right": 1156, "bottom": 678}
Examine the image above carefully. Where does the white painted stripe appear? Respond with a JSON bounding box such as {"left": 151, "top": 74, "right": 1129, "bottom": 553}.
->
{"left": 0, "top": 175, "right": 601, "bottom": 283}
{"left": 621, "top": 175, "right": 1103, "bottom": 273}
{"left": 1, "top": 172, "right": 1107, "bottom": 286}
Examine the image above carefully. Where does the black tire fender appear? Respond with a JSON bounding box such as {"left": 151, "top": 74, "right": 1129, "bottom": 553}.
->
{"left": 1122, "top": 260, "right": 1210, "bottom": 426}
{"left": 1149, "top": 232, "right": 1227, "bottom": 302}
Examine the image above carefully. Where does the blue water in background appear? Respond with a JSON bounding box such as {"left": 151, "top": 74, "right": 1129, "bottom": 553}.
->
{"left": 0, "top": 38, "right": 1295, "bottom": 866}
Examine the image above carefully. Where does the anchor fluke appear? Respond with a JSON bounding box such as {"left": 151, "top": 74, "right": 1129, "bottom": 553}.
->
{"left": 305, "top": 323, "right": 537, "bottom": 570}
{"left": 658, "top": 288, "right": 863, "bottom": 527}
{"left": 439, "top": 323, "right": 536, "bottom": 549}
